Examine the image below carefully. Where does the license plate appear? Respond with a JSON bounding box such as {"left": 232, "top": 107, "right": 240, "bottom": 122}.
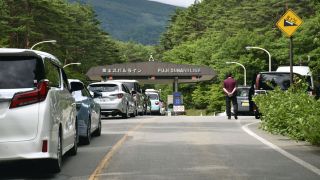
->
{"left": 242, "top": 102, "right": 249, "bottom": 107}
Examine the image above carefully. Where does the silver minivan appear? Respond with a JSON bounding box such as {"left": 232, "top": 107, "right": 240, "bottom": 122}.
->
{"left": 0, "top": 48, "right": 78, "bottom": 173}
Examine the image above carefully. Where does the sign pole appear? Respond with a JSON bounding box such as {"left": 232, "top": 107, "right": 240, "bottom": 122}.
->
{"left": 276, "top": 9, "right": 302, "bottom": 85}
{"left": 289, "top": 36, "right": 293, "bottom": 84}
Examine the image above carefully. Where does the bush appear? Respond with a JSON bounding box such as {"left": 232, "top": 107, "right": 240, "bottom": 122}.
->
{"left": 254, "top": 85, "right": 320, "bottom": 145}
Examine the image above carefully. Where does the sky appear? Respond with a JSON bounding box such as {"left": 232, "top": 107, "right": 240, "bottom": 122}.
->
{"left": 148, "top": 0, "right": 196, "bottom": 7}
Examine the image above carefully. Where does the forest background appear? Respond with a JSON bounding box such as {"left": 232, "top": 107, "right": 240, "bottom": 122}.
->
{"left": 0, "top": 0, "right": 320, "bottom": 114}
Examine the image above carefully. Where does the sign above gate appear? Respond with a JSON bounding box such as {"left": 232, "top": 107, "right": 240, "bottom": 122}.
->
{"left": 86, "top": 61, "right": 216, "bottom": 84}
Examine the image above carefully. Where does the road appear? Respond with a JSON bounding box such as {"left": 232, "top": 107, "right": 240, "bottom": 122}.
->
{"left": 0, "top": 116, "right": 319, "bottom": 179}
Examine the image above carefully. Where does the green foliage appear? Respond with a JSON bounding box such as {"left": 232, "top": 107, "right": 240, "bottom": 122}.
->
{"left": 159, "top": 0, "right": 320, "bottom": 113}
{"left": 1, "top": 0, "right": 121, "bottom": 80}
{"left": 254, "top": 85, "right": 320, "bottom": 145}
{"left": 116, "top": 41, "right": 156, "bottom": 62}
{"left": 191, "top": 83, "right": 224, "bottom": 113}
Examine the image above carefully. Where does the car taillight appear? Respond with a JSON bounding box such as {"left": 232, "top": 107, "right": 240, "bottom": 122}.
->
{"left": 42, "top": 140, "right": 48, "bottom": 152}
{"left": 255, "top": 74, "right": 260, "bottom": 90}
{"left": 117, "top": 93, "right": 124, "bottom": 99}
{"left": 155, "top": 101, "right": 159, "bottom": 105}
{"left": 9, "top": 81, "right": 49, "bottom": 109}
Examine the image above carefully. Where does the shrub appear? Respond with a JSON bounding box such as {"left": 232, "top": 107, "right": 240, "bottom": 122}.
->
{"left": 254, "top": 85, "right": 320, "bottom": 145}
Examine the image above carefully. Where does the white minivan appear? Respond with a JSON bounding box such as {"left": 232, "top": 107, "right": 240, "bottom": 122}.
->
{"left": 0, "top": 48, "right": 78, "bottom": 173}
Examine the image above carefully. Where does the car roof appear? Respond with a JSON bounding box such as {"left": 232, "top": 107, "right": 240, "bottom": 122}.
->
{"left": 89, "top": 81, "right": 123, "bottom": 86}
{"left": 111, "top": 79, "right": 139, "bottom": 83}
{"left": 68, "top": 79, "right": 83, "bottom": 84}
{"left": 276, "top": 66, "right": 312, "bottom": 76}
{"left": 0, "top": 48, "right": 62, "bottom": 66}
{"left": 145, "top": 89, "right": 159, "bottom": 92}
{"left": 259, "top": 71, "right": 290, "bottom": 74}
{"left": 237, "top": 86, "right": 250, "bottom": 89}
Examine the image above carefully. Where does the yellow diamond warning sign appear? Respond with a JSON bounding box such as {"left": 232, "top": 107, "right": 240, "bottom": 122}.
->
{"left": 276, "top": 9, "right": 303, "bottom": 37}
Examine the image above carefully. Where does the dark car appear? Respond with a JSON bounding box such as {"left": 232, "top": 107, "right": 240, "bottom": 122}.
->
{"left": 69, "top": 79, "right": 102, "bottom": 145}
{"left": 236, "top": 86, "right": 251, "bottom": 115}
{"left": 250, "top": 71, "right": 297, "bottom": 119}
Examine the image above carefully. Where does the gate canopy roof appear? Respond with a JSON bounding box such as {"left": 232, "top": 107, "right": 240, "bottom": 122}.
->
{"left": 86, "top": 61, "right": 216, "bottom": 84}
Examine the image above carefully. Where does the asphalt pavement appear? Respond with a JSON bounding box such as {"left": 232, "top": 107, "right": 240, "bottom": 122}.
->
{"left": 0, "top": 115, "right": 319, "bottom": 180}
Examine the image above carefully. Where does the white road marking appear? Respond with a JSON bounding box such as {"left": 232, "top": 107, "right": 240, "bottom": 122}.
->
{"left": 242, "top": 121, "right": 320, "bottom": 176}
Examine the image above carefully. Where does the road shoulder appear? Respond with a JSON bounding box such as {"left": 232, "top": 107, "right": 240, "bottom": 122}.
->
{"left": 245, "top": 119, "right": 320, "bottom": 170}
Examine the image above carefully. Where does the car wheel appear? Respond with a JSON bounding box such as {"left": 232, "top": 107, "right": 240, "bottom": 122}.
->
{"left": 122, "top": 105, "right": 129, "bottom": 119}
{"left": 82, "top": 120, "right": 91, "bottom": 145}
{"left": 130, "top": 110, "right": 136, "bottom": 117}
{"left": 254, "top": 111, "right": 260, "bottom": 119}
{"left": 93, "top": 119, "right": 102, "bottom": 137}
{"left": 47, "top": 132, "right": 62, "bottom": 173}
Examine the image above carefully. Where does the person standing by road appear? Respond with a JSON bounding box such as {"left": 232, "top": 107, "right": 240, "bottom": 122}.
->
{"left": 223, "top": 73, "right": 238, "bottom": 119}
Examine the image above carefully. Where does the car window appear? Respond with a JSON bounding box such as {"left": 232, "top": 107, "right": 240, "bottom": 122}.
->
{"left": 122, "top": 84, "right": 130, "bottom": 93}
{"left": 259, "top": 73, "right": 291, "bottom": 90}
{"left": 82, "top": 87, "right": 92, "bottom": 98}
{"left": 0, "top": 56, "right": 45, "bottom": 89}
{"left": 147, "top": 93, "right": 159, "bottom": 100}
{"left": 237, "top": 88, "right": 249, "bottom": 97}
{"left": 44, "top": 60, "right": 61, "bottom": 88}
{"left": 123, "top": 82, "right": 134, "bottom": 91}
{"left": 88, "top": 84, "right": 119, "bottom": 92}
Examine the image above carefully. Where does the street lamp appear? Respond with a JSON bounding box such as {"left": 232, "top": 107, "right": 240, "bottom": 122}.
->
{"left": 63, "top": 62, "right": 81, "bottom": 68}
{"left": 226, "top": 61, "right": 246, "bottom": 86}
{"left": 246, "top": 46, "right": 271, "bottom": 72}
{"left": 30, "top": 40, "right": 57, "bottom": 50}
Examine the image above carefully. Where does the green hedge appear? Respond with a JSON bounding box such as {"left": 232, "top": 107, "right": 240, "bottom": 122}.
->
{"left": 254, "top": 85, "right": 320, "bottom": 145}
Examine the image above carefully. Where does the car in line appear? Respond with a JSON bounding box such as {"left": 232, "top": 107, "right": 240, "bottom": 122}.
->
{"left": 251, "top": 71, "right": 300, "bottom": 119}
{"left": 69, "top": 79, "right": 102, "bottom": 145}
{"left": 276, "top": 66, "right": 314, "bottom": 95}
{"left": 0, "top": 48, "right": 78, "bottom": 173}
{"left": 236, "top": 86, "right": 251, "bottom": 115}
{"left": 88, "top": 81, "right": 136, "bottom": 118}
{"left": 145, "top": 89, "right": 164, "bottom": 115}
{"left": 111, "top": 79, "right": 144, "bottom": 116}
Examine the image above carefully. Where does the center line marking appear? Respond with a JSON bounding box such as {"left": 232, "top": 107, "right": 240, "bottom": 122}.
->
{"left": 242, "top": 121, "right": 320, "bottom": 176}
{"left": 89, "top": 119, "right": 153, "bottom": 180}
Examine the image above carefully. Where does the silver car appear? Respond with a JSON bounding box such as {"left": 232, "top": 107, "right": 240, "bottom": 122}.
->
{"left": 0, "top": 48, "right": 78, "bottom": 173}
{"left": 111, "top": 80, "right": 144, "bottom": 116}
{"left": 69, "top": 79, "right": 102, "bottom": 145}
{"left": 88, "top": 81, "right": 135, "bottom": 118}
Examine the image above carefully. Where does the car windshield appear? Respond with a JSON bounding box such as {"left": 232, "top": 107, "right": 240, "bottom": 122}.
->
{"left": 147, "top": 93, "right": 159, "bottom": 100}
{"left": 89, "top": 84, "right": 119, "bottom": 92}
{"left": 0, "top": 56, "right": 44, "bottom": 89}
{"left": 259, "top": 73, "right": 291, "bottom": 90}
{"left": 237, "top": 88, "right": 249, "bottom": 97}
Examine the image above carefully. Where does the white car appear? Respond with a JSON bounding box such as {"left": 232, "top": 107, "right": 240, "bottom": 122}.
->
{"left": 88, "top": 81, "right": 136, "bottom": 118}
{"left": 0, "top": 48, "right": 78, "bottom": 173}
